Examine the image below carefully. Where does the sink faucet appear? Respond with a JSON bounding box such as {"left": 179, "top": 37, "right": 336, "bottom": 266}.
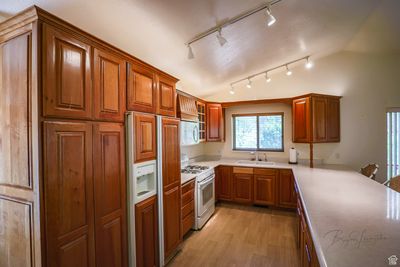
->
{"left": 250, "top": 151, "right": 258, "bottom": 161}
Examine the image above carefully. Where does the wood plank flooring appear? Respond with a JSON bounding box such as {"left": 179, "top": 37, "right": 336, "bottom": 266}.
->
{"left": 168, "top": 202, "right": 300, "bottom": 267}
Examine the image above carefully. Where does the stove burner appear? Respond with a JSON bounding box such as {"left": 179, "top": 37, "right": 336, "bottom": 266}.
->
{"left": 181, "top": 165, "right": 210, "bottom": 174}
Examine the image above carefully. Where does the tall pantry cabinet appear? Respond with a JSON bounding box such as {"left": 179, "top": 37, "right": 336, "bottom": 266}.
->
{"left": 0, "top": 6, "right": 138, "bottom": 267}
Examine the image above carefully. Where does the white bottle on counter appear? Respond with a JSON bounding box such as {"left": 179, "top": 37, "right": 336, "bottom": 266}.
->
{"left": 289, "top": 147, "right": 298, "bottom": 164}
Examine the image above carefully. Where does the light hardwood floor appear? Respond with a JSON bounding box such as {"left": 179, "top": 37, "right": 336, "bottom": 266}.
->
{"left": 168, "top": 203, "right": 300, "bottom": 267}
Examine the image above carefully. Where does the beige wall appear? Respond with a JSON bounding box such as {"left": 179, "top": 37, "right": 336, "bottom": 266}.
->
{"left": 202, "top": 51, "right": 400, "bottom": 182}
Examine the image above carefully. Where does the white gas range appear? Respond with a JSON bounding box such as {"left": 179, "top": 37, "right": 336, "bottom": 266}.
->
{"left": 181, "top": 163, "right": 215, "bottom": 230}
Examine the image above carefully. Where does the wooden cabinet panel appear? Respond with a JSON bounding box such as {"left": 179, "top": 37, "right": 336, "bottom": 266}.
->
{"left": 254, "top": 171, "right": 276, "bottom": 206}
{"left": 93, "top": 48, "right": 126, "bottom": 121}
{"left": 134, "top": 113, "right": 156, "bottom": 163}
{"left": 162, "top": 118, "right": 180, "bottom": 190}
{"left": 312, "top": 97, "right": 327, "bottom": 142}
{"left": 206, "top": 103, "right": 224, "bottom": 142}
{"left": 278, "top": 169, "right": 296, "bottom": 208}
{"left": 233, "top": 173, "right": 253, "bottom": 204}
{"left": 127, "top": 62, "right": 156, "bottom": 113}
{"left": 182, "top": 212, "right": 194, "bottom": 236}
{"left": 163, "top": 185, "right": 182, "bottom": 259}
{"left": 327, "top": 98, "right": 340, "bottom": 142}
{"left": 93, "top": 123, "right": 127, "bottom": 267}
{"left": 219, "top": 166, "right": 232, "bottom": 201}
{"left": 43, "top": 121, "right": 95, "bottom": 267}
{"left": 0, "top": 32, "right": 32, "bottom": 189}
{"left": 181, "top": 180, "right": 195, "bottom": 236}
{"left": 157, "top": 75, "right": 176, "bottom": 117}
{"left": 293, "top": 98, "right": 311, "bottom": 142}
{"left": 135, "top": 196, "right": 158, "bottom": 267}
{"left": 42, "top": 24, "right": 92, "bottom": 119}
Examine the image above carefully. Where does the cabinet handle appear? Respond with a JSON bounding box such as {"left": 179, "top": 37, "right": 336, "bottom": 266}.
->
{"left": 305, "top": 243, "right": 311, "bottom": 263}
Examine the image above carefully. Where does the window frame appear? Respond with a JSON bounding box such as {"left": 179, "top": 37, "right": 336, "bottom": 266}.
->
{"left": 232, "top": 112, "right": 284, "bottom": 152}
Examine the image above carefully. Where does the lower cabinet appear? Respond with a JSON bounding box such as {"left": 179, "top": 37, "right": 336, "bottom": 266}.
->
{"left": 44, "top": 121, "right": 127, "bottom": 267}
{"left": 163, "top": 185, "right": 182, "bottom": 259}
{"left": 254, "top": 168, "right": 277, "bottom": 206}
{"left": 278, "top": 169, "right": 297, "bottom": 208}
{"left": 135, "top": 196, "right": 159, "bottom": 267}
{"left": 219, "top": 166, "right": 233, "bottom": 201}
{"left": 181, "top": 180, "right": 195, "bottom": 236}
{"left": 233, "top": 168, "right": 253, "bottom": 204}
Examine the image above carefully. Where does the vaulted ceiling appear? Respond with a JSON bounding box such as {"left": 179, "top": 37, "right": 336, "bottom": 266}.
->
{"left": 1, "top": 0, "right": 399, "bottom": 98}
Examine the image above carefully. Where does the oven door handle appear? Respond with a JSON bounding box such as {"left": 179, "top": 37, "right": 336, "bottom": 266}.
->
{"left": 198, "top": 174, "right": 215, "bottom": 187}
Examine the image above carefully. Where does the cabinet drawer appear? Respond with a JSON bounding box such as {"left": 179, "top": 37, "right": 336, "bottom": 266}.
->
{"left": 182, "top": 189, "right": 194, "bottom": 206}
{"left": 182, "top": 199, "right": 194, "bottom": 218}
{"left": 232, "top": 167, "right": 253, "bottom": 174}
{"left": 182, "top": 212, "right": 194, "bottom": 235}
{"left": 182, "top": 180, "right": 195, "bottom": 194}
{"left": 254, "top": 168, "right": 276, "bottom": 175}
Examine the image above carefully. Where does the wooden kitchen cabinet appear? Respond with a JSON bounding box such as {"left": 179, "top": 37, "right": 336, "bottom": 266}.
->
{"left": 233, "top": 167, "right": 253, "bottom": 204}
{"left": 219, "top": 166, "right": 233, "bottom": 201}
{"left": 157, "top": 74, "right": 177, "bottom": 117}
{"left": 162, "top": 117, "right": 182, "bottom": 260}
{"left": 134, "top": 113, "right": 156, "bottom": 163}
{"left": 93, "top": 123, "right": 127, "bottom": 267}
{"left": 127, "top": 62, "right": 157, "bottom": 113}
{"left": 197, "top": 101, "right": 207, "bottom": 142}
{"left": 278, "top": 169, "right": 296, "bottom": 208}
{"left": 254, "top": 168, "right": 277, "bottom": 206}
{"left": 93, "top": 48, "right": 126, "bottom": 122}
{"left": 44, "top": 122, "right": 96, "bottom": 267}
{"left": 181, "top": 180, "right": 195, "bottom": 237}
{"left": 135, "top": 196, "right": 159, "bottom": 267}
{"left": 206, "top": 103, "right": 224, "bottom": 142}
{"left": 292, "top": 94, "right": 340, "bottom": 143}
{"left": 42, "top": 23, "right": 93, "bottom": 120}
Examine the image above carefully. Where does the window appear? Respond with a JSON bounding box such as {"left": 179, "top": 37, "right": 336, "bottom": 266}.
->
{"left": 233, "top": 113, "right": 284, "bottom": 151}
{"left": 387, "top": 109, "right": 400, "bottom": 178}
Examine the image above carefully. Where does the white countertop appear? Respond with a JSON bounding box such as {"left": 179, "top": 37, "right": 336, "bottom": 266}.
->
{"left": 183, "top": 158, "right": 400, "bottom": 267}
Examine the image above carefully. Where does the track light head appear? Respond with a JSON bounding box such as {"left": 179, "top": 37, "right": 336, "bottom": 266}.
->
{"left": 265, "top": 73, "right": 271, "bottom": 83}
{"left": 266, "top": 6, "right": 276, "bottom": 27}
{"left": 305, "top": 57, "right": 313, "bottom": 69}
{"left": 217, "top": 28, "right": 227, "bottom": 47}
{"left": 187, "top": 44, "right": 194, "bottom": 59}
{"left": 246, "top": 79, "right": 252, "bottom": 88}
{"left": 286, "top": 65, "right": 292, "bottom": 76}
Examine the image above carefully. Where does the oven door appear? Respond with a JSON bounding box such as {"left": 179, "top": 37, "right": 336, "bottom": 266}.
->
{"left": 197, "top": 174, "right": 215, "bottom": 217}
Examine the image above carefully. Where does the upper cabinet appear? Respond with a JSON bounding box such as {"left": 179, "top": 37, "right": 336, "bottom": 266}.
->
{"left": 206, "top": 103, "right": 224, "bottom": 142}
{"left": 157, "top": 74, "right": 177, "bottom": 117}
{"left": 93, "top": 48, "right": 126, "bottom": 122}
{"left": 197, "top": 101, "right": 206, "bottom": 142}
{"left": 127, "top": 62, "right": 157, "bottom": 113}
{"left": 292, "top": 94, "right": 341, "bottom": 143}
{"left": 42, "top": 23, "right": 92, "bottom": 119}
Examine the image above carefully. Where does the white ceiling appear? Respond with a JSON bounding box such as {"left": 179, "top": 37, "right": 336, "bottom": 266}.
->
{"left": 1, "top": 0, "right": 398, "bottom": 99}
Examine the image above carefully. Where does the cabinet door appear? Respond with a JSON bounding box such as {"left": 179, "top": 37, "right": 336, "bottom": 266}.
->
{"left": 292, "top": 98, "right": 311, "bottom": 143}
{"left": 233, "top": 173, "right": 253, "bottom": 204}
{"left": 163, "top": 185, "right": 181, "bottom": 259}
{"left": 134, "top": 113, "right": 156, "bottom": 163}
{"left": 43, "top": 122, "right": 95, "bottom": 267}
{"left": 161, "top": 118, "right": 181, "bottom": 259}
{"left": 157, "top": 75, "right": 176, "bottom": 117}
{"left": 312, "top": 97, "right": 328, "bottom": 142}
{"left": 135, "top": 196, "right": 158, "bottom": 267}
{"left": 42, "top": 24, "right": 92, "bottom": 119}
{"left": 93, "top": 123, "right": 127, "bottom": 267}
{"left": 254, "top": 170, "right": 276, "bottom": 206}
{"left": 327, "top": 98, "right": 340, "bottom": 142}
{"left": 278, "top": 169, "right": 296, "bottom": 208}
{"left": 93, "top": 48, "right": 126, "bottom": 121}
{"left": 219, "top": 166, "right": 232, "bottom": 200}
{"left": 206, "top": 103, "right": 224, "bottom": 142}
{"left": 127, "top": 62, "right": 156, "bottom": 113}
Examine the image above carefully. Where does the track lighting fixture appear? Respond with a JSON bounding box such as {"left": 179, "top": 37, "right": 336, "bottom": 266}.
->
{"left": 305, "top": 57, "right": 313, "bottom": 69}
{"left": 286, "top": 65, "right": 292, "bottom": 76}
{"left": 217, "top": 28, "right": 227, "bottom": 47}
{"left": 246, "top": 79, "right": 252, "bottom": 88}
{"left": 265, "top": 6, "right": 276, "bottom": 27}
{"left": 187, "top": 44, "right": 194, "bottom": 59}
{"left": 229, "top": 85, "right": 235, "bottom": 95}
{"left": 265, "top": 72, "right": 271, "bottom": 83}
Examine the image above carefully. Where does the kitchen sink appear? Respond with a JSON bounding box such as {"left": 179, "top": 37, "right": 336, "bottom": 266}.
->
{"left": 235, "top": 160, "right": 275, "bottom": 166}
